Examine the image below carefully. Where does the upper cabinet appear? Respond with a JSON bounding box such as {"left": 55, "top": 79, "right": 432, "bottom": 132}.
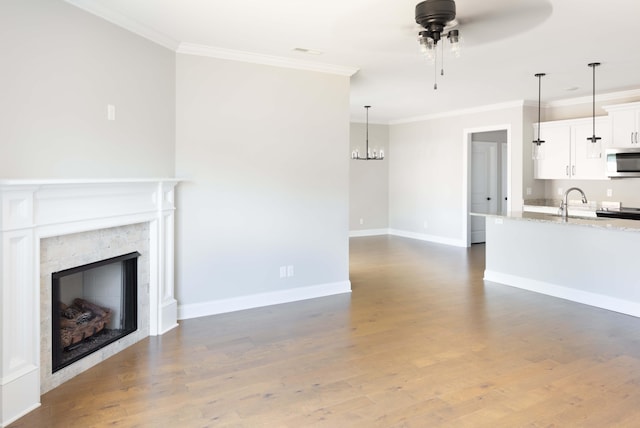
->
{"left": 604, "top": 102, "right": 640, "bottom": 147}
{"left": 533, "top": 117, "right": 610, "bottom": 180}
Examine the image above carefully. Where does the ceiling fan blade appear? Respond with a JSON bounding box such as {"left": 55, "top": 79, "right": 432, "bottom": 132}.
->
{"left": 456, "top": 0, "right": 552, "bottom": 45}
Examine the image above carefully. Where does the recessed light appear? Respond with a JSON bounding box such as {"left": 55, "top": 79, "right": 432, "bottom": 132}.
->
{"left": 293, "top": 47, "right": 323, "bottom": 55}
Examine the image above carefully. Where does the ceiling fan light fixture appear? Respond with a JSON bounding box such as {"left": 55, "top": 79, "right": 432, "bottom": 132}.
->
{"left": 415, "top": 0, "right": 459, "bottom": 89}
{"left": 447, "top": 29, "right": 461, "bottom": 57}
{"left": 418, "top": 32, "right": 435, "bottom": 57}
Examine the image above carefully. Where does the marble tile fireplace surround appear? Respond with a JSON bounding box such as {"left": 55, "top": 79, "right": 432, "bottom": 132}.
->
{"left": 0, "top": 179, "right": 179, "bottom": 427}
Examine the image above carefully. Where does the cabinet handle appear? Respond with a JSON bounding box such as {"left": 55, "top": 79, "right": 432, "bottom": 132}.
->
{"left": 572, "top": 165, "right": 576, "bottom": 176}
{"left": 632, "top": 132, "right": 635, "bottom": 144}
{"left": 566, "top": 165, "right": 569, "bottom": 176}
{"left": 636, "top": 132, "right": 638, "bottom": 144}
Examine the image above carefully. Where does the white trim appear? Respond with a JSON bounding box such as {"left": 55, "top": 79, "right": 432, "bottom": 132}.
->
{"left": 388, "top": 229, "right": 466, "bottom": 247}
{"left": 0, "top": 179, "right": 179, "bottom": 426}
{"left": 462, "top": 124, "right": 512, "bottom": 247}
{"left": 177, "top": 43, "right": 359, "bottom": 77}
{"left": 349, "top": 228, "right": 389, "bottom": 237}
{"left": 64, "top": 0, "right": 180, "bottom": 50}
{"left": 63, "top": 2, "right": 359, "bottom": 77}
{"left": 546, "top": 88, "right": 640, "bottom": 108}
{"left": 177, "top": 281, "right": 352, "bottom": 320}
{"left": 390, "top": 100, "right": 533, "bottom": 125}
{"left": 484, "top": 270, "right": 640, "bottom": 318}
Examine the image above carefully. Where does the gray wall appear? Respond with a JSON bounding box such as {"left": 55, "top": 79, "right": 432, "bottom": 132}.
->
{"left": 349, "top": 122, "right": 389, "bottom": 231}
{"left": 175, "top": 54, "right": 350, "bottom": 306}
{"left": 0, "top": 0, "right": 175, "bottom": 178}
{"left": 388, "top": 106, "right": 525, "bottom": 244}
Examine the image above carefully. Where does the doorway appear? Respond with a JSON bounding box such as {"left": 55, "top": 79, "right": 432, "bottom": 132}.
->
{"left": 463, "top": 127, "right": 510, "bottom": 246}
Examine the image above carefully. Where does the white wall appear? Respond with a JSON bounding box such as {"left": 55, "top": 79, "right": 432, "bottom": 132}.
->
{"left": 0, "top": 0, "right": 175, "bottom": 178}
{"left": 175, "top": 54, "right": 351, "bottom": 315}
{"left": 388, "top": 106, "right": 525, "bottom": 246}
{"left": 349, "top": 122, "right": 389, "bottom": 233}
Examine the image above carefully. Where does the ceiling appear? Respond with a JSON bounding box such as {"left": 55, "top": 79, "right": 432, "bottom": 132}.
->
{"left": 66, "top": 0, "right": 640, "bottom": 124}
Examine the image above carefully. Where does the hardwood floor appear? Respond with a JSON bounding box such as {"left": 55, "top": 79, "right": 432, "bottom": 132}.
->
{"left": 11, "top": 235, "right": 640, "bottom": 427}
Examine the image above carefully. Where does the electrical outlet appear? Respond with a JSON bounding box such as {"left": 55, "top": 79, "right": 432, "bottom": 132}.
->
{"left": 526, "top": 187, "right": 532, "bottom": 196}
{"left": 606, "top": 188, "right": 613, "bottom": 197}
{"left": 287, "top": 265, "right": 294, "bottom": 277}
{"left": 423, "top": 221, "right": 428, "bottom": 229}
{"left": 279, "top": 266, "right": 287, "bottom": 278}
{"left": 557, "top": 188, "right": 563, "bottom": 196}
{"left": 359, "top": 218, "right": 364, "bottom": 225}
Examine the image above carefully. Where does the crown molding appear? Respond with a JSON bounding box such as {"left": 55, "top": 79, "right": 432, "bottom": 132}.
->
{"left": 65, "top": 0, "right": 180, "bottom": 50}
{"left": 177, "top": 43, "right": 359, "bottom": 77}
{"left": 64, "top": 1, "right": 359, "bottom": 76}
{"left": 390, "top": 100, "right": 532, "bottom": 125}
{"left": 546, "top": 88, "right": 640, "bottom": 107}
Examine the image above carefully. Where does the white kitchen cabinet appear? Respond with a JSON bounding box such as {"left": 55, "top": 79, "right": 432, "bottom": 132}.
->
{"left": 604, "top": 102, "right": 640, "bottom": 147}
{"left": 533, "top": 117, "right": 609, "bottom": 180}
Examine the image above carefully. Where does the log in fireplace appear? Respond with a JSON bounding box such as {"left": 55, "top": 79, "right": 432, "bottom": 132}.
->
{"left": 51, "top": 252, "right": 140, "bottom": 372}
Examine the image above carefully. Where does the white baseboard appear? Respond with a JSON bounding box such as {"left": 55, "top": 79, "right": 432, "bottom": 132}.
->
{"left": 177, "top": 280, "right": 351, "bottom": 320}
{"left": 349, "top": 228, "right": 390, "bottom": 237}
{"left": 388, "top": 229, "right": 467, "bottom": 248}
{"left": 484, "top": 270, "right": 640, "bottom": 318}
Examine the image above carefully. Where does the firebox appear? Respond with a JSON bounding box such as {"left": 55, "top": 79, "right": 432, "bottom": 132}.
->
{"left": 51, "top": 252, "right": 140, "bottom": 372}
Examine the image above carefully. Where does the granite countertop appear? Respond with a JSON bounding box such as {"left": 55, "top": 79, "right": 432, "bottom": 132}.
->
{"left": 477, "top": 211, "right": 640, "bottom": 232}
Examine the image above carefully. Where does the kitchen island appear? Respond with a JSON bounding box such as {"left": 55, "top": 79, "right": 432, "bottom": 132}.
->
{"left": 482, "top": 211, "right": 640, "bottom": 318}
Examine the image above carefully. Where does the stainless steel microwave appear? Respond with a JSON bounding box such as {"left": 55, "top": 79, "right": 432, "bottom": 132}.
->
{"left": 606, "top": 148, "right": 640, "bottom": 177}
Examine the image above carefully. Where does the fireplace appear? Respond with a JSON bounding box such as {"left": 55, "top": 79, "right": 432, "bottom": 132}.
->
{"left": 51, "top": 252, "right": 140, "bottom": 372}
{"left": 0, "top": 179, "right": 179, "bottom": 427}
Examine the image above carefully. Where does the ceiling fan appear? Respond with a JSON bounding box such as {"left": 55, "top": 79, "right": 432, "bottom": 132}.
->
{"left": 415, "top": 0, "right": 459, "bottom": 48}
{"left": 415, "top": 0, "right": 553, "bottom": 47}
{"left": 414, "top": 0, "right": 552, "bottom": 89}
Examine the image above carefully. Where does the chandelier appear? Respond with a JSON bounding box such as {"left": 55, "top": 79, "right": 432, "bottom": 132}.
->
{"left": 351, "top": 106, "right": 384, "bottom": 160}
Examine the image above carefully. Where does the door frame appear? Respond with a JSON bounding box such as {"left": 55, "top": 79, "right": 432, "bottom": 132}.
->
{"left": 462, "top": 124, "right": 512, "bottom": 247}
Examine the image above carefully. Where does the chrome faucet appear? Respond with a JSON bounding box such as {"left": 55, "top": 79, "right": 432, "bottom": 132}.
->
{"left": 559, "top": 187, "right": 588, "bottom": 220}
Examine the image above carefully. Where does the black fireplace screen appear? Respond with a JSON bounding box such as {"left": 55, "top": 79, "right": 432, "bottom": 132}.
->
{"left": 51, "top": 252, "right": 139, "bottom": 372}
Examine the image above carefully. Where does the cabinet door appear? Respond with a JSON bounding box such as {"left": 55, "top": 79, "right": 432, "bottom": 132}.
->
{"left": 534, "top": 124, "right": 571, "bottom": 179}
{"left": 571, "top": 119, "right": 609, "bottom": 180}
{"left": 610, "top": 109, "right": 637, "bottom": 147}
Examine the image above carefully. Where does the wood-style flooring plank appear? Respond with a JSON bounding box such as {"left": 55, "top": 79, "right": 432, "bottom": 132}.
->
{"left": 9, "top": 236, "right": 640, "bottom": 427}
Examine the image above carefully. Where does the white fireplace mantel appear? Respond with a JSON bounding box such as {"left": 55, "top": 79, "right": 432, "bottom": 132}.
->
{"left": 0, "top": 178, "right": 180, "bottom": 427}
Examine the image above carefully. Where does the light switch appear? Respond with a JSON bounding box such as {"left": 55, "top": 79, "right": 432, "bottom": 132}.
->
{"left": 107, "top": 104, "right": 116, "bottom": 121}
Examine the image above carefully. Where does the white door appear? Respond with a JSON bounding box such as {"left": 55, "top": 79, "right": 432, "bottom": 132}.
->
{"left": 471, "top": 142, "right": 498, "bottom": 244}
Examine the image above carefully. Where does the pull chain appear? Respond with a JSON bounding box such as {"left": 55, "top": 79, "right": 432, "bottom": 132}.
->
{"left": 433, "top": 50, "right": 438, "bottom": 90}
{"left": 441, "top": 41, "right": 445, "bottom": 76}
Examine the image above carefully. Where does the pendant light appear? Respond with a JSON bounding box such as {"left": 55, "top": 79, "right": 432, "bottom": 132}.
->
{"left": 532, "top": 73, "right": 546, "bottom": 160}
{"left": 586, "top": 62, "right": 602, "bottom": 159}
{"left": 351, "top": 106, "right": 384, "bottom": 160}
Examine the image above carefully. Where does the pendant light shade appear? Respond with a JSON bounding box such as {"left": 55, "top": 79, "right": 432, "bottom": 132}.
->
{"left": 351, "top": 106, "right": 385, "bottom": 160}
{"left": 532, "top": 73, "right": 546, "bottom": 160}
{"left": 586, "top": 62, "right": 602, "bottom": 159}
